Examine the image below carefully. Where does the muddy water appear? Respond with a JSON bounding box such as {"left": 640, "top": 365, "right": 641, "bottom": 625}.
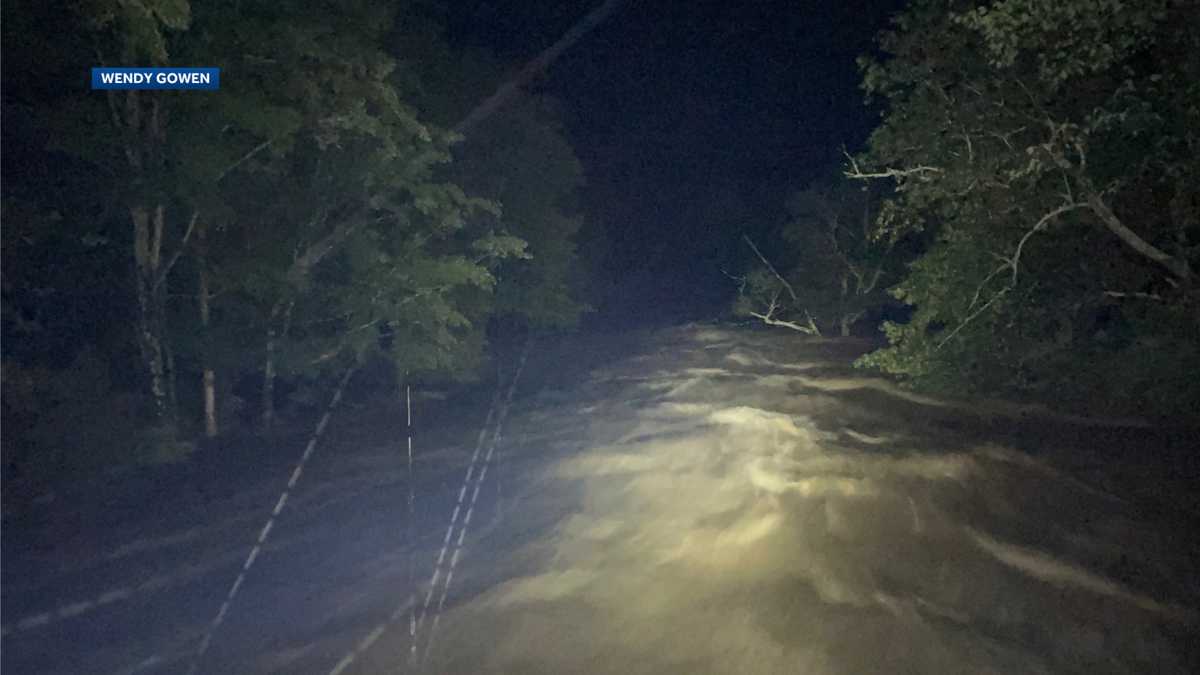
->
{"left": 4, "top": 325, "right": 1196, "bottom": 674}
{"left": 393, "top": 325, "right": 1198, "bottom": 675}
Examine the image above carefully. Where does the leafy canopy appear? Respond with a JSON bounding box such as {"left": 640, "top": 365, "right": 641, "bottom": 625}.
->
{"left": 852, "top": 0, "right": 1200, "bottom": 416}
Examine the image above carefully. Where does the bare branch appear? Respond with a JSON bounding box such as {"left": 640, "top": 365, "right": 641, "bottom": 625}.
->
{"left": 307, "top": 283, "right": 458, "bottom": 365}
{"left": 1009, "top": 202, "right": 1089, "bottom": 285}
{"left": 845, "top": 165, "right": 944, "bottom": 181}
{"left": 215, "top": 136, "right": 279, "bottom": 182}
{"left": 967, "top": 262, "right": 1010, "bottom": 313}
{"left": 154, "top": 209, "right": 199, "bottom": 291}
{"left": 747, "top": 290, "right": 820, "bottom": 335}
{"left": 861, "top": 263, "right": 887, "bottom": 296}
{"left": 720, "top": 267, "right": 747, "bottom": 295}
{"left": 1103, "top": 290, "right": 1163, "bottom": 301}
{"left": 750, "top": 311, "right": 821, "bottom": 334}
{"left": 990, "top": 127, "right": 1026, "bottom": 151}
{"left": 842, "top": 149, "right": 943, "bottom": 181}
{"left": 1082, "top": 182, "right": 1193, "bottom": 282}
{"left": 939, "top": 202, "right": 1086, "bottom": 350}
{"left": 936, "top": 286, "right": 1009, "bottom": 349}
{"left": 742, "top": 234, "right": 799, "bottom": 303}
{"left": 287, "top": 209, "right": 357, "bottom": 285}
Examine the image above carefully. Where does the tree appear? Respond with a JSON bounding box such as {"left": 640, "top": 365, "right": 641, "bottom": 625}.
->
{"left": 735, "top": 178, "right": 906, "bottom": 336}
{"left": 393, "top": 37, "right": 594, "bottom": 332}
{"left": 3, "top": 0, "right": 603, "bottom": 490}
{"left": 183, "top": 1, "right": 530, "bottom": 431}
{"left": 456, "top": 98, "right": 589, "bottom": 329}
{"left": 76, "top": 0, "right": 197, "bottom": 424}
{"left": 851, "top": 0, "right": 1200, "bottom": 415}
{"left": 30, "top": 0, "right": 533, "bottom": 439}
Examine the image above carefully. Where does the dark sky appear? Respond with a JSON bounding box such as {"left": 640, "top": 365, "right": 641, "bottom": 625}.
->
{"left": 445, "top": 0, "right": 905, "bottom": 325}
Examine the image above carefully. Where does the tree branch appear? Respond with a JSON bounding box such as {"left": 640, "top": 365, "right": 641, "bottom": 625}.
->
{"left": 862, "top": 263, "right": 887, "bottom": 296}
{"left": 742, "top": 234, "right": 799, "bottom": 303}
{"left": 750, "top": 311, "right": 821, "bottom": 334}
{"left": 1009, "top": 202, "right": 1089, "bottom": 285}
{"left": 843, "top": 149, "right": 943, "bottom": 182}
{"left": 154, "top": 209, "right": 199, "bottom": 291}
{"left": 1103, "top": 290, "right": 1163, "bottom": 301}
{"left": 747, "top": 290, "right": 820, "bottom": 335}
{"left": 936, "top": 286, "right": 1009, "bottom": 349}
{"left": 307, "top": 283, "right": 458, "bottom": 365}
{"left": 285, "top": 209, "right": 350, "bottom": 285}
{"left": 966, "top": 262, "right": 1010, "bottom": 313}
{"left": 1082, "top": 184, "right": 1192, "bottom": 282}
{"left": 938, "top": 202, "right": 1087, "bottom": 350}
{"left": 215, "top": 136, "right": 279, "bottom": 182}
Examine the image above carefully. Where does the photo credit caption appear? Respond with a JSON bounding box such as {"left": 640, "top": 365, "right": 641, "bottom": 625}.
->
{"left": 91, "top": 67, "right": 220, "bottom": 91}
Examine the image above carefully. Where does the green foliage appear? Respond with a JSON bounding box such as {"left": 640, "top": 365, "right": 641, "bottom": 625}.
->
{"left": 852, "top": 0, "right": 1200, "bottom": 418}
{"left": 82, "top": 0, "right": 191, "bottom": 63}
{"left": 396, "top": 42, "right": 593, "bottom": 329}
{"left": 458, "top": 100, "right": 590, "bottom": 329}
{"left": 2, "top": 0, "right": 601, "bottom": 483}
{"left": 172, "top": 1, "right": 542, "bottom": 388}
{"left": 955, "top": 0, "right": 1167, "bottom": 88}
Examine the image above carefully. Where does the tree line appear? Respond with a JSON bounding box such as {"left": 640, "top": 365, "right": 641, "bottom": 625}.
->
{"left": 2, "top": 0, "right": 595, "bottom": 489}
{"left": 736, "top": 0, "right": 1199, "bottom": 419}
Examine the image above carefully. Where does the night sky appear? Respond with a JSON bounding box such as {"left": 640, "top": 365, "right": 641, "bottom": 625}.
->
{"left": 445, "top": 0, "right": 904, "bottom": 325}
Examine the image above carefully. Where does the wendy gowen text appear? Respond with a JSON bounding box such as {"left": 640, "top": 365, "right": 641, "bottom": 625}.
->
{"left": 91, "top": 68, "right": 220, "bottom": 90}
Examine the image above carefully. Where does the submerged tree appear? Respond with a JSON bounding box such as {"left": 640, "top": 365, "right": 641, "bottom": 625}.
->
{"left": 735, "top": 179, "right": 906, "bottom": 336}
{"left": 851, "top": 0, "right": 1200, "bottom": 416}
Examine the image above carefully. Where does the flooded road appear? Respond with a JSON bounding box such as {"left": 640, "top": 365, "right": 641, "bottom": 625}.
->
{"left": 4, "top": 324, "right": 1198, "bottom": 674}
{"left": 403, "top": 325, "right": 1199, "bottom": 675}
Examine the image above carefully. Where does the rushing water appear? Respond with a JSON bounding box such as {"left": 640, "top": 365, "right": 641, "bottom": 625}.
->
{"left": 412, "top": 325, "right": 1198, "bottom": 675}
{"left": 4, "top": 325, "right": 1197, "bottom": 674}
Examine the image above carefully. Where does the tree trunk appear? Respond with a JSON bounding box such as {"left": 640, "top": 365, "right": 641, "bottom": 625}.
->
{"left": 203, "top": 369, "right": 217, "bottom": 437}
{"left": 198, "top": 222, "right": 218, "bottom": 438}
{"left": 839, "top": 272, "right": 851, "bottom": 336}
{"left": 123, "top": 93, "right": 180, "bottom": 426}
{"left": 262, "top": 326, "right": 279, "bottom": 434}
{"left": 165, "top": 341, "right": 178, "bottom": 417}
{"left": 132, "top": 204, "right": 170, "bottom": 421}
{"left": 262, "top": 341, "right": 277, "bottom": 433}
{"left": 261, "top": 300, "right": 295, "bottom": 433}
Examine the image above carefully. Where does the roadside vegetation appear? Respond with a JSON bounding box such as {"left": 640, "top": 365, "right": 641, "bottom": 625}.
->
{"left": 737, "top": 0, "right": 1199, "bottom": 420}
{"left": 1, "top": 0, "right": 596, "bottom": 500}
